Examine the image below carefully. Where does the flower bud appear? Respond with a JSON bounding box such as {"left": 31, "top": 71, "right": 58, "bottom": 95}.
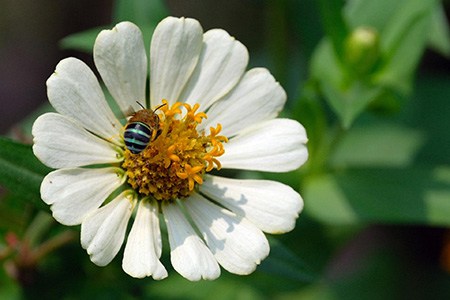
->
{"left": 344, "top": 27, "right": 380, "bottom": 75}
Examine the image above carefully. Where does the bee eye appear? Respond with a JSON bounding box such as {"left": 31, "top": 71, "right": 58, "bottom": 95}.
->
{"left": 124, "top": 121, "right": 152, "bottom": 154}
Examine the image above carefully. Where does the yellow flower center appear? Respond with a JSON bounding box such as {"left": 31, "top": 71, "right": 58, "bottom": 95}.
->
{"left": 122, "top": 100, "right": 228, "bottom": 201}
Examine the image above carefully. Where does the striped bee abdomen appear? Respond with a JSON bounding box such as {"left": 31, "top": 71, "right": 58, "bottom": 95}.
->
{"left": 124, "top": 121, "right": 152, "bottom": 154}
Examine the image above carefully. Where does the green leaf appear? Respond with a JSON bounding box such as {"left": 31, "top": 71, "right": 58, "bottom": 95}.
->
{"left": 304, "top": 167, "right": 450, "bottom": 225}
{"left": 60, "top": 26, "right": 106, "bottom": 53}
{"left": 322, "top": 79, "right": 384, "bottom": 129}
{"left": 0, "top": 269, "right": 22, "bottom": 300}
{"left": 404, "top": 74, "right": 450, "bottom": 165}
{"left": 60, "top": 0, "right": 167, "bottom": 55}
{"left": 60, "top": 24, "right": 157, "bottom": 57}
{"left": 330, "top": 122, "right": 425, "bottom": 168}
{"left": 260, "top": 238, "right": 316, "bottom": 282}
{"left": 427, "top": 3, "right": 450, "bottom": 57}
{"left": 312, "top": 0, "right": 440, "bottom": 127}
{"left": 311, "top": 39, "right": 342, "bottom": 89}
{"left": 293, "top": 89, "right": 328, "bottom": 171}
{"left": 345, "top": 0, "right": 406, "bottom": 29}
{"left": 345, "top": 0, "right": 439, "bottom": 93}
{"left": 278, "top": 283, "right": 336, "bottom": 300}
{"left": 374, "top": 0, "right": 437, "bottom": 92}
{"left": 311, "top": 39, "right": 384, "bottom": 128}
{"left": 0, "top": 137, "right": 50, "bottom": 207}
{"left": 113, "top": 0, "right": 168, "bottom": 26}
{"left": 145, "top": 273, "right": 263, "bottom": 300}
{"left": 317, "top": 0, "right": 349, "bottom": 60}
{"left": 112, "top": 0, "right": 168, "bottom": 55}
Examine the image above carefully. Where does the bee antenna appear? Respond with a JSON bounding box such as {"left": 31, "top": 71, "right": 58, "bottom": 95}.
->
{"left": 153, "top": 103, "right": 167, "bottom": 112}
{"left": 136, "top": 101, "right": 146, "bottom": 110}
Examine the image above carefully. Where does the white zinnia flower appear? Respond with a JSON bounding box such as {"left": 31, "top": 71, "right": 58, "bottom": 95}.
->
{"left": 32, "top": 17, "right": 308, "bottom": 281}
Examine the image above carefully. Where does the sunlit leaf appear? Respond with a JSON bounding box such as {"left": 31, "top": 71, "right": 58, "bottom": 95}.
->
{"left": 322, "top": 79, "right": 383, "bottom": 129}
{"left": 305, "top": 167, "right": 450, "bottom": 225}
{"left": 330, "top": 122, "right": 425, "bottom": 168}
{"left": 374, "top": 6, "right": 434, "bottom": 93}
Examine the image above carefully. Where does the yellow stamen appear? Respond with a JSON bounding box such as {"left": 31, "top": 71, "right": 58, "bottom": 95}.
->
{"left": 122, "top": 101, "right": 227, "bottom": 201}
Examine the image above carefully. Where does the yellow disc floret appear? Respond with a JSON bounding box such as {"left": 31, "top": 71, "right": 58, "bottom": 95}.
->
{"left": 122, "top": 100, "right": 228, "bottom": 201}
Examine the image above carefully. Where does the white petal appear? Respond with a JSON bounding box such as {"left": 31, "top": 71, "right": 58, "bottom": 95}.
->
{"left": 220, "top": 118, "right": 308, "bottom": 172}
{"left": 123, "top": 199, "right": 167, "bottom": 279}
{"left": 150, "top": 17, "right": 203, "bottom": 106}
{"left": 200, "top": 175, "right": 303, "bottom": 234}
{"left": 32, "top": 113, "right": 121, "bottom": 168}
{"left": 162, "top": 202, "right": 220, "bottom": 281}
{"left": 184, "top": 193, "right": 269, "bottom": 275}
{"left": 94, "top": 22, "right": 147, "bottom": 114}
{"left": 181, "top": 29, "right": 248, "bottom": 109}
{"left": 47, "top": 57, "right": 123, "bottom": 144}
{"left": 81, "top": 191, "right": 136, "bottom": 266}
{"left": 201, "top": 68, "right": 286, "bottom": 137}
{"left": 41, "top": 167, "right": 124, "bottom": 226}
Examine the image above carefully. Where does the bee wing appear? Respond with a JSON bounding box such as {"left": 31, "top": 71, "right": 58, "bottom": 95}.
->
{"left": 124, "top": 105, "right": 136, "bottom": 118}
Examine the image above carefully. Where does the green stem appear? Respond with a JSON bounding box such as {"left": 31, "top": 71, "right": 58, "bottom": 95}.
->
{"left": 31, "top": 230, "right": 77, "bottom": 264}
{"left": 23, "top": 211, "right": 54, "bottom": 247}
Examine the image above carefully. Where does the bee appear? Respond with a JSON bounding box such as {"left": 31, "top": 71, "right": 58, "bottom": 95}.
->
{"left": 123, "top": 102, "right": 166, "bottom": 154}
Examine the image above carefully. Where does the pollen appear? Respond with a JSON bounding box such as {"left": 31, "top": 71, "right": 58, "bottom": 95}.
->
{"left": 122, "top": 100, "right": 228, "bottom": 201}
